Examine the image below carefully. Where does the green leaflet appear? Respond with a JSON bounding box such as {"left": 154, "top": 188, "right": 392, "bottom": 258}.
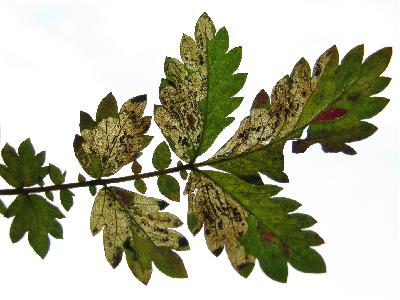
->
{"left": 48, "top": 164, "right": 65, "bottom": 185}
{"left": 134, "top": 178, "right": 147, "bottom": 194}
{"left": 45, "top": 190, "right": 54, "bottom": 201}
{"left": 74, "top": 93, "right": 152, "bottom": 178}
{"left": 7, "top": 194, "right": 64, "bottom": 258}
{"left": 131, "top": 160, "right": 143, "bottom": 174}
{"left": 152, "top": 141, "right": 172, "bottom": 170}
{"left": 60, "top": 189, "right": 74, "bottom": 211}
{"left": 209, "top": 45, "right": 391, "bottom": 183}
{"left": 157, "top": 175, "right": 180, "bottom": 202}
{"left": 155, "top": 13, "right": 246, "bottom": 163}
{"left": 89, "top": 185, "right": 97, "bottom": 196}
{"left": 177, "top": 161, "right": 188, "bottom": 180}
{"left": 78, "top": 173, "right": 86, "bottom": 182}
{"left": 0, "top": 139, "right": 48, "bottom": 188}
{"left": 90, "top": 187, "right": 189, "bottom": 284}
{"left": 0, "top": 198, "right": 7, "bottom": 216}
{"left": 184, "top": 170, "right": 324, "bottom": 281}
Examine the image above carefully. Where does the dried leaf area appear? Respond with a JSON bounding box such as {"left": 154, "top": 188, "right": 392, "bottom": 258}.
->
{"left": 90, "top": 187, "right": 188, "bottom": 284}
{"left": 185, "top": 171, "right": 255, "bottom": 276}
{"left": 154, "top": 14, "right": 212, "bottom": 162}
{"left": 74, "top": 93, "right": 152, "bottom": 178}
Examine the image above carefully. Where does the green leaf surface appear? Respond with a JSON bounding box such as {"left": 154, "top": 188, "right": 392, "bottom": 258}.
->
{"left": 0, "top": 139, "right": 48, "bottom": 187}
{"left": 74, "top": 93, "right": 152, "bottom": 178}
{"left": 155, "top": 13, "right": 246, "bottom": 162}
{"left": 131, "top": 160, "right": 142, "bottom": 174}
{"left": 185, "top": 170, "right": 324, "bottom": 281}
{"left": 78, "top": 173, "right": 86, "bottom": 183}
{"left": 79, "top": 111, "right": 96, "bottom": 131}
{"left": 89, "top": 185, "right": 97, "bottom": 196}
{"left": 48, "top": 164, "right": 65, "bottom": 185}
{"left": 152, "top": 141, "right": 172, "bottom": 170}
{"left": 96, "top": 92, "right": 118, "bottom": 123}
{"left": 134, "top": 178, "right": 147, "bottom": 194}
{"left": 157, "top": 175, "right": 180, "bottom": 202}
{"left": 0, "top": 198, "right": 7, "bottom": 216}
{"left": 90, "top": 186, "right": 188, "bottom": 284}
{"left": 45, "top": 190, "right": 54, "bottom": 201}
{"left": 7, "top": 194, "right": 64, "bottom": 258}
{"left": 60, "top": 189, "right": 74, "bottom": 211}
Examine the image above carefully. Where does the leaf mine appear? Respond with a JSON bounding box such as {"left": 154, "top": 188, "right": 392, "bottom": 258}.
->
{"left": 74, "top": 94, "right": 152, "bottom": 178}
{"left": 155, "top": 13, "right": 246, "bottom": 162}
{"left": 90, "top": 186, "right": 188, "bottom": 284}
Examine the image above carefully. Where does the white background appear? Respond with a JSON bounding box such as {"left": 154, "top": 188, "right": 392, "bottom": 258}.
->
{"left": 0, "top": 1, "right": 398, "bottom": 299}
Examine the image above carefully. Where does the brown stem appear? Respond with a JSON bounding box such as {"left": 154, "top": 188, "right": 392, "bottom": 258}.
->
{"left": 0, "top": 163, "right": 196, "bottom": 196}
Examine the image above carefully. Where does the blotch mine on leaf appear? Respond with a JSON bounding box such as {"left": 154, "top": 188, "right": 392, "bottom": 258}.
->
{"left": 184, "top": 171, "right": 255, "bottom": 274}
{"left": 90, "top": 186, "right": 188, "bottom": 283}
{"left": 189, "top": 170, "right": 325, "bottom": 280}
{"left": 155, "top": 12, "right": 246, "bottom": 162}
{"left": 74, "top": 94, "right": 153, "bottom": 178}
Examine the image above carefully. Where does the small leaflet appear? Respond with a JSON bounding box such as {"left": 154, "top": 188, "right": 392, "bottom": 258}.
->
{"left": 0, "top": 198, "right": 7, "bottom": 216}
{"left": 60, "top": 189, "right": 74, "bottom": 211}
{"left": 89, "top": 185, "right": 97, "bottom": 196}
{"left": 152, "top": 141, "right": 172, "bottom": 170}
{"left": 45, "top": 190, "right": 54, "bottom": 201}
{"left": 157, "top": 175, "right": 180, "bottom": 202}
{"left": 134, "top": 178, "right": 147, "bottom": 194}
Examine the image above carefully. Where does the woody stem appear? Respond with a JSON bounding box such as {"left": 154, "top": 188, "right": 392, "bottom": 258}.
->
{"left": 0, "top": 162, "right": 201, "bottom": 196}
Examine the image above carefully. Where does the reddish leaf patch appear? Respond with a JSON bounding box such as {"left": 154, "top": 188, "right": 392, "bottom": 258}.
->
{"left": 315, "top": 108, "right": 347, "bottom": 122}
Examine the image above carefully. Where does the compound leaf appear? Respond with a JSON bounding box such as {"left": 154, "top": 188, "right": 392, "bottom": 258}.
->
{"left": 155, "top": 13, "right": 246, "bottom": 162}
{"left": 184, "top": 170, "right": 324, "bottom": 281}
{"left": 90, "top": 186, "right": 189, "bottom": 284}
{"left": 74, "top": 93, "right": 152, "bottom": 178}
{"left": 7, "top": 194, "right": 64, "bottom": 258}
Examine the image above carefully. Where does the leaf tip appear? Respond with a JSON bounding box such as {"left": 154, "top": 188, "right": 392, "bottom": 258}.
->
{"left": 212, "top": 246, "right": 223, "bottom": 257}
{"left": 237, "top": 262, "right": 255, "bottom": 278}
{"left": 251, "top": 89, "right": 270, "bottom": 110}
{"left": 178, "top": 236, "right": 190, "bottom": 250}
{"left": 158, "top": 200, "right": 169, "bottom": 210}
